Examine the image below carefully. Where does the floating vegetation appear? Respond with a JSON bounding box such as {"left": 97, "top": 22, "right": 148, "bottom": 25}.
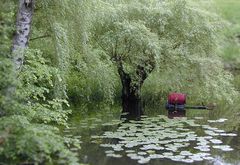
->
{"left": 106, "top": 153, "right": 123, "bottom": 158}
{"left": 88, "top": 116, "right": 236, "bottom": 164}
{"left": 126, "top": 150, "right": 135, "bottom": 153}
{"left": 204, "top": 130, "right": 219, "bottom": 136}
{"left": 180, "top": 151, "right": 192, "bottom": 156}
{"left": 146, "top": 150, "right": 156, "bottom": 154}
{"left": 138, "top": 158, "right": 150, "bottom": 164}
{"left": 207, "top": 118, "right": 228, "bottom": 123}
{"left": 214, "top": 129, "right": 225, "bottom": 133}
{"left": 138, "top": 151, "right": 147, "bottom": 155}
{"left": 140, "top": 144, "right": 164, "bottom": 151}
{"left": 105, "top": 150, "right": 114, "bottom": 154}
{"left": 194, "top": 117, "right": 204, "bottom": 120}
{"left": 194, "top": 145, "right": 210, "bottom": 152}
{"left": 209, "top": 139, "right": 223, "bottom": 144}
{"left": 212, "top": 145, "right": 234, "bottom": 151}
{"left": 219, "top": 133, "right": 237, "bottom": 137}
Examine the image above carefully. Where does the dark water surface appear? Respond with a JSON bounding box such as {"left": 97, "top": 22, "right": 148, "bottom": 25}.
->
{"left": 64, "top": 105, "right": 240, "bottom": 165}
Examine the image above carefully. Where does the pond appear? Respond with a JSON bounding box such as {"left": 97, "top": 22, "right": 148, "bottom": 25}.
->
{"left": 63, "top": 105, "right": 240, "bottom": 165}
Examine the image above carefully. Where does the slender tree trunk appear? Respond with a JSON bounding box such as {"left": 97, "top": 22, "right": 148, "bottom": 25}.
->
{"left": 12, "top": 0, "right": 35, "bottom": 71}
{"left": 0, "top": 0, "right": 35, "bottom": 116}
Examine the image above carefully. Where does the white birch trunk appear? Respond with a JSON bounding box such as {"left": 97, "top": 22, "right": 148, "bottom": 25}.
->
{"left": 0, "top": 0, "right": 35, "bottom": 116}
{"left": 12, "top": 0, "right": 35, "bottom": 71}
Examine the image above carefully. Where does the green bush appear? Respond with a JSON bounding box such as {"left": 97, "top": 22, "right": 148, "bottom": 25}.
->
{"left": 0, "top": 115, "right": 79, "bottom": 165}
{"left": 0, "top": 48, "right": 80, "bottom": 164}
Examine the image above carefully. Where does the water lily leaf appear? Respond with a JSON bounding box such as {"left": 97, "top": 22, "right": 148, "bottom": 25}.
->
{"left": 138, "top": 158, "right": 150, "bottom": 164}
{"left": 100, "top": 144, "right": 114, "bottom": 148}
{"left": 149, "top": 154, "right": 164, "bottom": 159}
{"left": 207, "top": 118, "right": 228, "bottom": 123}
{"left": 181, "top": 159, "right": 194, "bottom": 163}
{"left": 163, "top": 152, "right": 174, "bottom": 156}
{"left": 189, "top": 155, "right": 203, "bottom": 161}
{"left": 106, "top": 153, "right": 123, "bottom": 158}
{"left": 220, "top": 133, "right": 237, "bottom": 137}
{"left": 202, "top": 156, "right": 214, "bottom": 160}
{"left": 127, "top": 154, "right": 144, "bottom": 160}
{"left": 207, "top": 120, "right": 218, "bottom": 123}
{"left": 170, "top": 155, "right": 186, "bottom": 161}
{"left": 194, "top": 117, "right": 204, "bottom": 120}
{"left": 138, "top": 151, "right": 147, "bottom": 155}
{"left": 146, "top": 150, "right": 156, "bottom": 154}
{"left": 210, "top": 139, "right": 222, "bottom": 144}
{"left": 204, "top": 130, "right": 219, "bottom": 136}
{"left": 180, "top": 151, "right": 192, "bottom": 156}
{"left": 213, "top": 129, "right": 225, "bottom": 133}
{"left": 194, "top": 146, "right": 210, "bottom": 152}
{"left": 217, "top": 118, "right": 228, "bottom": 122}
{"left": 105, "top": 150, "right": 114, "bottom": 154}
{"left": 126, "top": 150, "right": 135, "bottom": 153}
{"left": 212, "top": 145, "right": 234, "bottom": 151}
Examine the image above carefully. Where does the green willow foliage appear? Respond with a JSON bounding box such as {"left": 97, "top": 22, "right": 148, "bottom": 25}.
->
{"left": 33, "top": 0, "right": 119, "bottom": 104}
{"left": 35, "top": 0, "right": 237, "bottom": 104}
{"left": 89, "top": 0, "right": 237, "bottom": 104}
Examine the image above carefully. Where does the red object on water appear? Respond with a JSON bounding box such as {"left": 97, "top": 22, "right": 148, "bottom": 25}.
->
{"left": 168, "top": 93, "right": 186, "bottom": 104}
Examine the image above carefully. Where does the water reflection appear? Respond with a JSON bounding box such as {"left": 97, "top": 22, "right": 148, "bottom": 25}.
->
{"left": 168, "top": 110, "right": 186, "bottom": 119}
{"left": 65, "top": 105, "right": 240, "bottom": 165}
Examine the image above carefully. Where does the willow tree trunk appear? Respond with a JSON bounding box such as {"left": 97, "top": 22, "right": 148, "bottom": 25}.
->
{"left": 12, "top": 0, "right": 35, "bottom": 71}
{"left": 121, "top": 77, "right": 143, "bottom": 119}
{"left": 118, "top": 66, "right": 143, "bottom": 119}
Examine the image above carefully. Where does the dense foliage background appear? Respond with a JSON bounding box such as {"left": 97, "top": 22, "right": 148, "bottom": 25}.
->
{"left": 0, "top": 0, "right": 240, "bottom": 164}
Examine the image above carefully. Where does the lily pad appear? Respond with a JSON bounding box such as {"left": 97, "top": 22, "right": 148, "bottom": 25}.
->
{"left": 220, "top": 133, "right": 237, "bottom": 137}
{"left": 106, "top": 153, "right": 123, "bottom": 158}
{"left": 138, "top": 158, "right": 150, "bottom": 164}
{"left": 194, "top": 146, "right": 210, "bottom": 152}
{"left": 212, "top": 145, "right": 234, "bottom": 151}
{"left": 210, "top": 139, "right": 222, "bottom": 144}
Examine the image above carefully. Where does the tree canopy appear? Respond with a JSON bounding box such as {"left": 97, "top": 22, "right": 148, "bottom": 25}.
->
{"left": 90, "top": 0, "right": 236, "bottom": 104}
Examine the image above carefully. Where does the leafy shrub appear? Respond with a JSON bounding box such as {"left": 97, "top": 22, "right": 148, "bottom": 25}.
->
{"left": 0, "top": 1, "right": 80, "bottom": 164}
{"left": 17, "top": 49, "right": 71, "bottom": 126}
{"left": 0, "top": 115, "right": 79, "bottom": 165}
{"left": 0, "top": 49, "right": 80, "bottom": 164}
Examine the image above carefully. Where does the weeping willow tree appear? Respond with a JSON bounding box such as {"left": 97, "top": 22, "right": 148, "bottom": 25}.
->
{"left": 31, "top": 0, "right": 119, "bottom": 105}
{"left": 28, "top": 0, "right": 237, "bottom": 115}
{"left": 89, "top": 0, "right": 237, "bottom": 117}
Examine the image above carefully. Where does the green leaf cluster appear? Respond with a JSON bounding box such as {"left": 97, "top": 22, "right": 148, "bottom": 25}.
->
{"left": 0, "top": 1, "right": 79, "bottom": 164}
{"left": 17, "top": 49, "right": 71, "bottom": 126}
{"left": 0, "top": 115, "right": 79, "bottom": 165}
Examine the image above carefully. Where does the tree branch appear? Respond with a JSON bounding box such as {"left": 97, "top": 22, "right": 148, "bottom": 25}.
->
{"left": 30, "top": 34, "right": 51, "bottom": 41}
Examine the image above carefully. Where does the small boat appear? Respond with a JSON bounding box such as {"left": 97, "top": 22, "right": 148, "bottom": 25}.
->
{"left": 165, "top": 92, "right": 215, "bottom": 111}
